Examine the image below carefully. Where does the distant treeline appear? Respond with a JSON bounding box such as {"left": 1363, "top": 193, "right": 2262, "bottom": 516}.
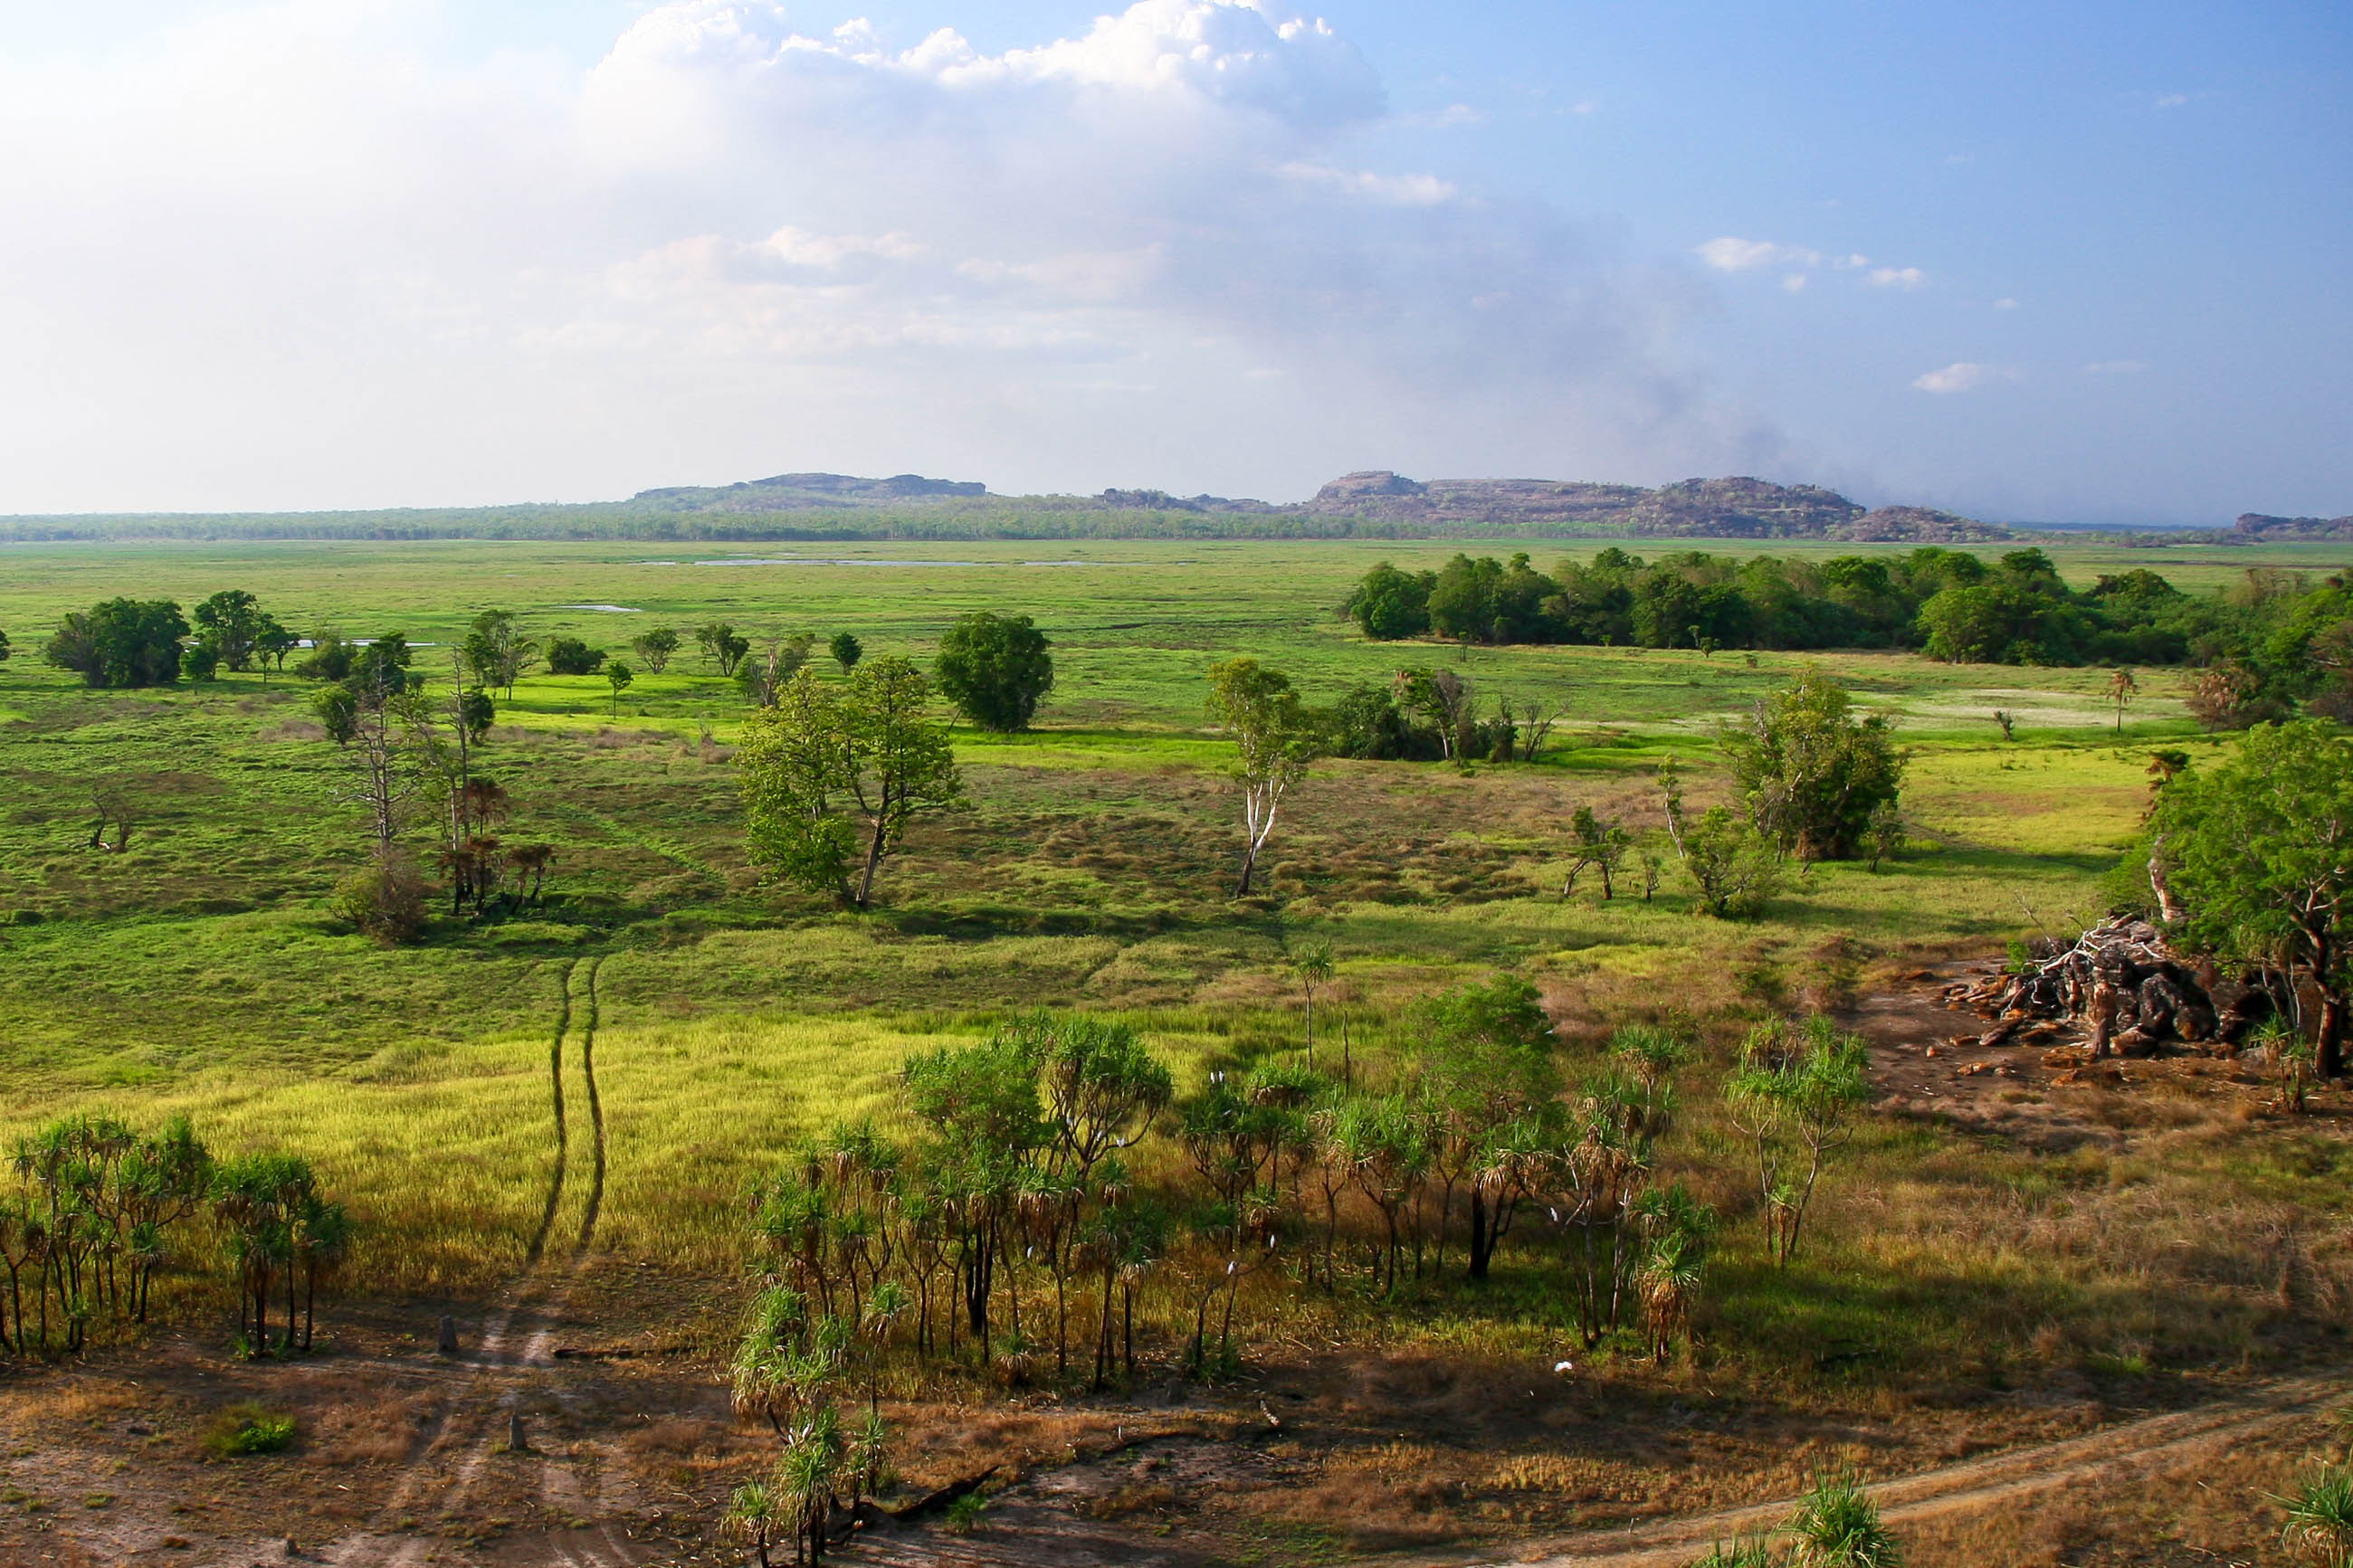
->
{"left": 1343, "top": 547, "right": 2353, "bottom": 701}
{"left": 0, "top": 505, "right": 1687, "bottom": 545}
{"left": 0, "top": 505, "right": 2234, "bottom": 546}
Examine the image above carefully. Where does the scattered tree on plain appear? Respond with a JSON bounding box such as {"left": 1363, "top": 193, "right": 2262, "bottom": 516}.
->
{"left": 462, "top": 610, "right": 538, "bottom": 696}
{"left": 192, "top": 590, "right": 283, "bottom": 674}
{"left": 1661, "top": 757, "right": 1784, "bottom": 918}
{"left": 698, "top": 622, "right": 751, "bottom": 677}
{"left": 1724, "top": 1016, "right": 1871, "bottom": 1267}
{"left": 1720, "top": 669, "right": 1905, "bottom": 862}
{"left": 739, "top": 634, "right": 814, "bottom": 708}
{"left": 545, "top": 636, "right": 605, "bottom": 676}
{"left": 43, "top": 599, "right": 189, "bottom": 688}
{"left": 828, "top": 632, "right": 862, "bottom": 674}
{"left": 935, "top": 612, "right": 1054, "bottom": 732}
{"left": 739, "top": 658, "right": 963, "bottom": 908}
{"left": 1560, "top": 806, "right": 1631, "bottom": 898}
{"left": 630, "top": 626, "right": 681, "bottom": 673}
{"left": 1205, "top": 658, "right": 1314, "bottom": 898}
{"left": 606, "top": 659, "right": 634, "bottom": 717}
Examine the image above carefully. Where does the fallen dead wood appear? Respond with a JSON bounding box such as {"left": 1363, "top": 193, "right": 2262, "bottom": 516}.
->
{"left": 891, "top": 1466, "right": 1002, "bottom": 1522}
{"left": 1941, "top": 917, "right": 2272, "bottom": 1060}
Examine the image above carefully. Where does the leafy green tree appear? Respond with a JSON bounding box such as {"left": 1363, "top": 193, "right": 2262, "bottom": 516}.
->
{"left": 1342, "top": 562, "right": 1436, "bottom": 640}
{"left": 698, "top": 621, "right": 751, "bottom": 677}
{"left": 1660, "top": 758, "right": 1783, "bottom": 917}
{"left": 629, "top": 626, "right": 680, "bottom": 673}
{"left": 43, "top": 599, "right": 189, "bottom": 688}
{"left": 935, "top": 612, "right": 1053, "bottom": 732}
{"left": 1560, "top": 805, "right": 1631, "bottom": 898}
{"left": 739, "top": 660, "right": 962, "bottom": 908}
{"left": 192, "top": 590, "right": 268, "bottom": 672}
{"left": 180, "top": 642, "right": 221, "bottom": 683}
{"left": 903, "top": 1034, "right": 1044, "bottom": 1353}
{"left": 462, "top": 610, "right": 537, "bottom": 696}
{"left": 458, "top": 687, "right": 495, "bottom": 744}
{"left": 544, "top": 636, "right": 605, "bottom": 676}
{"left": 0, "top": 627, "right": 11, "bottom": 669}
{"left": 295, "top": 632, "right": 354, "bottom": 683}
{"left": 211, "top": 1152, "right": 318, "bottom": 1356}
{"left": 1720, "top": 669, "right": 1905, "bottom": 861}
{"left": 828, "top": 632, "right": 863, "bottom": 674}
{"left": 255, "top": 615, "right": 298, "bottom": 678}
{"left": 1418, "top": 977, "right": 1558, "bottom": 1280}
{"left": 2149, "top": 721, "right": 2353, "bottom": 1073}
{"left": 1206, "top": 658, "right": 1315, "bottom": 897}
{"left": 605, "top": 660, "right": 634, "bottom": 717}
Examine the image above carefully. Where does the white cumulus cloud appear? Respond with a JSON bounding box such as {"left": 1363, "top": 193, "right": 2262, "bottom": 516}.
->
{"left": 1912, "top": 362, "right": 2021, "bottom": 394}
{"left": 0, "top": 0, "right": 1777, "bottom": 509}
{"left": 1867, "top": 266, "right": 1927, "bottom": 290}
{"left": 1697, "top": 237, "right": 1819, "bottom": 272}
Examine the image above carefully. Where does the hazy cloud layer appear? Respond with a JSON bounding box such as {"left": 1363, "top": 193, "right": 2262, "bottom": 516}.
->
{"left": 0, "top": 0, "right": 1777, "bottom": 511}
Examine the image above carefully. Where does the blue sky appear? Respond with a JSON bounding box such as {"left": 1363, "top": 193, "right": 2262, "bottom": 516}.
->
{"left": 1, "top": 0, "right": 2344, "bottom": 523}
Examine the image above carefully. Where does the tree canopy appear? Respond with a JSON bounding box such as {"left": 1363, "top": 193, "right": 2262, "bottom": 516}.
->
{"left": 43, "top": 599, "right": 190, "bottom": 688}
{"left": 1341, "top": 550, "right": 2353, "bottom": 691}
{"left": 739, "top": 657, "right": 963, "bottom": 908}
{"left": 1720, "top": 669, "right": 1906, "bottom": 861}
{"left": 935, "top": 611, "right": 1054, "bottom": 732}
{"left": 2149, "top": 721, "right": 2353, "bottom": 1071}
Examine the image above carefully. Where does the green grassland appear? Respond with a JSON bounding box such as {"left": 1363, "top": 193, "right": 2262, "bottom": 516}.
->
{"left": 0, "top": 534, "right": 2343, "bottom": 1385}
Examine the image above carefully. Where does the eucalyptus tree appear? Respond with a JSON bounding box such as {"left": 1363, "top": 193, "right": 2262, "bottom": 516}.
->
{"left": 462, "top": 610, "right": 537, "bottom": 696}
{"left": 739, "top": 660, "right": 963, "bottom": 908}
{"left": 1205, "top": 658, "right": 1315, "bottom": 897}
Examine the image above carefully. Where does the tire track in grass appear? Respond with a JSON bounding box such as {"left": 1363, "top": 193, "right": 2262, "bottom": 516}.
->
{"left": 523, "top": 958, "right": 577, "bottom": 1269}
{"left": 1462, "top": 1370, "right": 2353, "bottom": 1567}
{"left": 326, "top": 956, "right": 642, "bottom": 1568}
{"left": 575, "top": 956, "right": 605, "bottom": 1259}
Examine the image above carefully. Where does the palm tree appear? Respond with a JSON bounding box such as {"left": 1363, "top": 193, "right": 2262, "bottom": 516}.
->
{"left": 724, "top": 1480, "right": 784, "bottom": 1568}
{"left": 2107, "top": 667, "right": 2139, "bottom": 733}
{"left": 294, "top": 1196, "right": 352, "bottom": 1352}
{"left": 1291, "top": 943, "right": 1334, "bottom": 1066}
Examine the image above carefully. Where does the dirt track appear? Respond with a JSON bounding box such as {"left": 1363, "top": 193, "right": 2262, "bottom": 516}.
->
{"left": 1451, "top": 1371, "right": 2347, "bottom": 1566}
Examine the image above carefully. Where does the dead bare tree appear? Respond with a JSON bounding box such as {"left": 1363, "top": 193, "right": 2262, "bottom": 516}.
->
{"left": 86, "top": 787, "right": 136, "bottom": 852}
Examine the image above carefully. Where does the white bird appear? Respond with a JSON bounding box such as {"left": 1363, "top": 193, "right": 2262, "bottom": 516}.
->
{"left": 1553, "top": 1360, "right": 1575, "bottom": 1375}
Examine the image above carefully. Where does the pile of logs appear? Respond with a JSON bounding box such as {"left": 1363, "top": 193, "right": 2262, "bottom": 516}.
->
{"left": 1942, "top": 917, "right": 2269, "bottom": 1058}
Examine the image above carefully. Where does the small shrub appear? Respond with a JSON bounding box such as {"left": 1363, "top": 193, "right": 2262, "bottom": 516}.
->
{"left": 2280, "top": 1466, "right": 2353, "bottom": 1567}
{"left": 203, "top": 1403, "right": 298, "bottom": 1458}
{"left": 944, "top": 1490, "right": 989, "bottom": 1535}
{"left": 1787, "top": 1469, "right": 1900, "bottom": 1567}
{"left": 1691, "top": 1544, "right": 1782, "bottom": 1567}
{"left": 333, "top": 849, "right": 427, "bottom": 946}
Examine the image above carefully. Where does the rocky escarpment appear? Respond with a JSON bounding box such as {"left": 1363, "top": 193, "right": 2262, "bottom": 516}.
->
{"left": 1304, "top": 471, "right": 2010, "bottom": 540}
{"left": 2234, "top": 512, "right": 2353, "bottom": 542}
{"left": 634, "top": 472, "right": 988, "bottom": 509}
